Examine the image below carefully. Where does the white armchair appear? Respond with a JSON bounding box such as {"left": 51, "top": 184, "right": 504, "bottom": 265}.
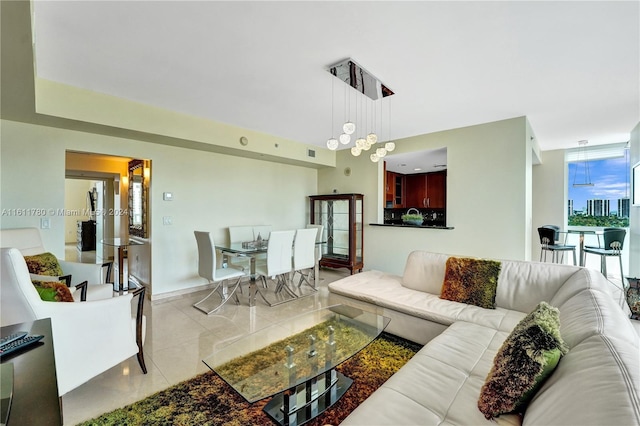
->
{"left": 1, "top": 247, "right": 146, "bottom": 396}
{"left": 0, "top": 227, "right": 113, "bottom": 300}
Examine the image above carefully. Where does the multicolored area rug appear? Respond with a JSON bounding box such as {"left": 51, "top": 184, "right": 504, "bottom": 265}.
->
{"left": 79, "top": 332, "right": 421, "bottom": 426}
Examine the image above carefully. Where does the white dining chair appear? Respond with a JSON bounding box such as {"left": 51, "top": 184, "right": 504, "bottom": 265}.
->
{"left": 193, "top": 231, "right": 247, "bottom": 314}
{"left": 227, "top": 226, "right": 254, "bottom": 272}
{"left": 253, "top": 225, "right": 272, "bottom": 241}
{"left": 293, "top": 227, "right": 318, "bottom": 290}
{"left": 254, "top": 230, "right": 296, "bottom": 306}
{"left": 306, "top": 224, "right": 324, "bottom": 279}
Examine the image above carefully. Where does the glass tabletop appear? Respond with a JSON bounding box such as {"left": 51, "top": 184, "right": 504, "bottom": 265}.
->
{"left": 202, "top": 304, "right": 390, "bottom": 402}
{"left": 216, "top": 242, "right": 268, "bottom": 255}
{"left": 101, "top": 238, "right": 144, "bottom": 247}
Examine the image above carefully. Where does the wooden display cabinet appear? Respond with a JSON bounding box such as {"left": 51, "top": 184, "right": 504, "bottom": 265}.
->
{"left": 309, "top": 193, "right": 364, "bottom": 274}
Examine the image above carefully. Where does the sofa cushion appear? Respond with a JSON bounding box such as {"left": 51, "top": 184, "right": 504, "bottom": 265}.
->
{"left": 23, "top": 252, "right": 63, "bottom": 276}
{"left": 552, "top": 288, "right": 639, "bottom": 349}
{"left": 329, "top": 270, "right": 526, "bottom": 333}
{"left": 495, "top": 260, "right": 580, "bottom": 313}
{"left": 478, "top": 302, "right": 568, "bottom": 419}
{"left": 342, "top": 321, "right": 510, "bottom": 425}
{"left": 440, "top": 257, "right": 501, "bottom": 309}
{"left": 32, "top": 280, "right": 74, "bottom": 302}
{"left": 401, "top": 251, "right": 450, "bottom": 294}
{"left": 523, "top": 334, "right": 640, "bottom": 426}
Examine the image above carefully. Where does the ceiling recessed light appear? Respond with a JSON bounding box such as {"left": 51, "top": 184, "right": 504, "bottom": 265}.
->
{"left": 414, "top": 167, "right": 422, "bottom": 171}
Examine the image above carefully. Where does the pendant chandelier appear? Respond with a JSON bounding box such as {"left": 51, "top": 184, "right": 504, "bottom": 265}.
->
{"left": 572, "top": 140, "right": 594, "bottom": 187}
{"left": 326, "top": 59, "right": 396, "bottom": 162}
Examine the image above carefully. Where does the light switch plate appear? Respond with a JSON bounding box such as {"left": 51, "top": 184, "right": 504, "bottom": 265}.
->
{"left": 163, "top": 192, "right": 173, "bottom": 201}
{"left": 163, "top": 216, "right": 173, "bottom": 225}
{"left": 40, "top": 218, "right": 51, "bottom": 229}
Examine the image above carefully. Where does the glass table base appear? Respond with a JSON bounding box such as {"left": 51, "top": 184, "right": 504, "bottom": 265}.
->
{"left": 263, "top": 370, "right": 352, "bottom": 426}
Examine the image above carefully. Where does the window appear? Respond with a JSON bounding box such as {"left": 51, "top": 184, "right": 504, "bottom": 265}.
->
{"left": 567, "top": 142, "right": 630, "bottom": 227}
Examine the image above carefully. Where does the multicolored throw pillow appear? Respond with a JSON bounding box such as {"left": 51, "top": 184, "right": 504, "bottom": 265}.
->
{"left": 32, "top": 280, "right": 75, "bottom": 302}
{"left": 24, "top": 252, "right": 64, "bottom": 277}
{"left": 440, "top": 257, "right": 501, "bottom": 309}
{"left": 477, "top": 301, "right": 569, "bottom": 419}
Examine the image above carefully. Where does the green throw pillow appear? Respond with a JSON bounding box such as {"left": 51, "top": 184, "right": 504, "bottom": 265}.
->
{"left": 24, "top": 252, "right": 64, "bottom": 276}
{"left": 440, "top": 257, "right": 501, "bottom": 309}
{"left": 32, "top": 280, "right": 74, "bottom": 302}
{"left": 477, "top": 301, "right": 569, "bottom": 419}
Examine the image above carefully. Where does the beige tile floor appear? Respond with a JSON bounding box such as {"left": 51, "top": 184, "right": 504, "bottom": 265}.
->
{"left": 61, "top": 247, "right": 350, "bottom": 425}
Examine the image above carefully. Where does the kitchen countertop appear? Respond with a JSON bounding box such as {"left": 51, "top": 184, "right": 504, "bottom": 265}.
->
{"left": 370, "top": 223, "right": 454, "bottom": 230}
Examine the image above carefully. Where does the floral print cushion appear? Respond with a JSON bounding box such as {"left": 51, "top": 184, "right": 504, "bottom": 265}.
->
{"left": 24, "top": 252, "right": 64, "bottom": 277}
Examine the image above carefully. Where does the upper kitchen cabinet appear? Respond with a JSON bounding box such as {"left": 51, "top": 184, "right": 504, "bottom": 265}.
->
{"left": 405, "top": 170, "right": 446, "bottom": 209}
{"left": 385, "top": 170, "right": 404, "bottom": 208}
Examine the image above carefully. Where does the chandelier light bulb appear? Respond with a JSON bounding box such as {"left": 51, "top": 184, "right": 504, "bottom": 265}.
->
{"left": 326, "top": 138, "right": 339, "bottom": 150}
{"left": 343, "top": 121, "right": 356, "bottom": 135}
{"left": 370, "top": 153, "right": 380, "bottom": 162}
{"left": 385, "top": 142, "right": 396, "bottom": 152}
{"left": 351, "top": 146, "right": 362, "bottom": 156}
{"left": 339, "top": 133, "right": 351, "bottom": 145}
{"left": 363, "top": 140, "right": 372, "bottom": 150}
{"left": 376, "top": 147, "right": 387, "bottom": 158}
{"left": 355, "top": 138, "right": 366, "bottom": 149}
{"left": 367, "top": 133, "right": 378, "bottom": 144}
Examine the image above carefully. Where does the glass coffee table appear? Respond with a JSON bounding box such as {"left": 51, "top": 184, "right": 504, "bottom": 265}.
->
{"left": 203, "top": 305, "right": 390, "bottom": 426}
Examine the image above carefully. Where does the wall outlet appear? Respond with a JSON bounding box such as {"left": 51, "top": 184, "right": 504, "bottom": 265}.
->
{"left": 163, "top": 216, "right": 173, "bottom": 225}
{"left": 40, "top": 217, "right": 51, "bottom": 229}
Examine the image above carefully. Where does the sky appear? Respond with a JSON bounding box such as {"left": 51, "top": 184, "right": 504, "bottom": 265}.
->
{"left": 568, "top": 156, "right": 631, "bottom": 213}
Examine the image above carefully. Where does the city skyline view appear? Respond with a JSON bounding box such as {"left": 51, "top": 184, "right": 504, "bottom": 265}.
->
{"left": 568, "top": 156, "right": 630, "bottom": 215}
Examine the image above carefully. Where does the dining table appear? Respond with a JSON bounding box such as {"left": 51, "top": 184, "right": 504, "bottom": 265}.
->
{"left": 566, "top": 229, "right": 602, "bottom": 267}
{"left": 216, "top": 241, "right": 323, "bottom": 307}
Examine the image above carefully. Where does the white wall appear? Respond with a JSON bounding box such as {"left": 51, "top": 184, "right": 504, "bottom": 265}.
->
{"left": 1, "top": 119, "right": 317, "bottom": 299}
{"left": 64, "top": 179, "right": 94, "bottom": 243}
{"left": 531, "top": 149, "right": 566, "bottom": 259}
{"left": 318, "top": 116, "right": 531, "bottom": 276}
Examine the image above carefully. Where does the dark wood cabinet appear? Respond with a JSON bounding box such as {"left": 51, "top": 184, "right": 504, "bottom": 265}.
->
{"left": 404, "top": 171, "right": 446, "bottom": 209}
{"left": 426, "top": 171, "right": 446, "bottom": 208}
{"left": 385, "top": 171, "right": 404, "bottom": 208}
{"left": 310, "top": 193, "right": 363, "bottom": 274}
{"left": 77, "top": 220, "right": 96, "bottom": 251}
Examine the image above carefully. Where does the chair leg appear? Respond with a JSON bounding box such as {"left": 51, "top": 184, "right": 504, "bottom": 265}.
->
{"left": 601, "top": 256, "right": 607, "bottom": 277}
{"left": 193, "top": 278, "right": 242, "bottom": 315}
{"left": 132, "top": 285, "right": 147, "bottom": 374}
{"left": 618, "top": 255, "right": 625, "bottom": 286}
{"left": 572, "top": 249, "right": 576, "bottom": 266}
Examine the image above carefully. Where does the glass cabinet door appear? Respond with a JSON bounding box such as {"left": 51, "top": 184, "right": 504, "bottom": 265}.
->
{"left": 310, "top": 193, "right": 363, "bottom": 274}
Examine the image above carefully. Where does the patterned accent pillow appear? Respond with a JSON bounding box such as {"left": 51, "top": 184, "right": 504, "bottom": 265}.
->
{"left": 478, "top": 301, "right": 569, "bottom": 419}
{"left": 440, "top": 257, "right": 501, "bottom": 309}
{"left": 32, "top": 280, "right": 75, "bottom": 302}
{"left": 24, "top": 252, "right": 64, "bottom": 276}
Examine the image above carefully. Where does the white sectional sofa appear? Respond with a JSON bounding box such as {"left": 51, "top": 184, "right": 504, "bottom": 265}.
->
{"left": 328, "top": 251, "right": 640, "bottom": 425}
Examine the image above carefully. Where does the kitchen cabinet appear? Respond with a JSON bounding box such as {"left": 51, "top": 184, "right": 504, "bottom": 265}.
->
{"left": 309, "top": 193, "right": 363, "bottom": 274}
{"left": 405, "top": 171, "right": 446, "bottom": 209}
{"left": 385, "top": 171, "right": 404, "bottom": 208}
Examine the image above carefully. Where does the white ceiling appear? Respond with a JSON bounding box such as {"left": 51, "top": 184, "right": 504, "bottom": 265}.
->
{"left": 32, "top": 1, "right": 639, "bottom": 152}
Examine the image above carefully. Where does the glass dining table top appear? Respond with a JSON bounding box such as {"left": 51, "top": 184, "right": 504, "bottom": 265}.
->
{"left": 101, "top": 238, "right": 144, "bottom": 247}
{"left": 202, "top": 304, "right": 390, "bottom": 403}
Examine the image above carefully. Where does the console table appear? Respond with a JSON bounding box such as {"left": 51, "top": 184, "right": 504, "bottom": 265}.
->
{"left": 0, "top": 318, "right": 62, "bottom": 425}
